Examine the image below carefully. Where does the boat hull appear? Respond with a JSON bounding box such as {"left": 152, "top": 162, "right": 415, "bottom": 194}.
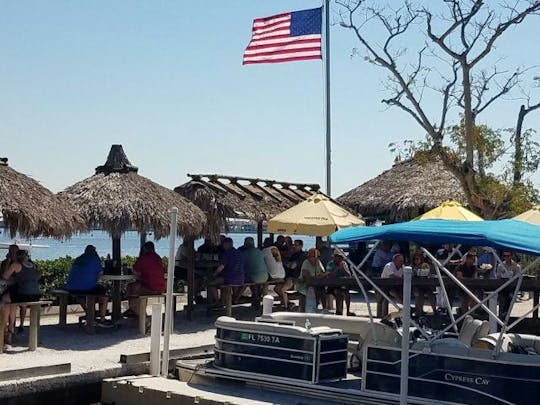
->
{"left": 364, "top": 345, "right": 540, "bottom": 405}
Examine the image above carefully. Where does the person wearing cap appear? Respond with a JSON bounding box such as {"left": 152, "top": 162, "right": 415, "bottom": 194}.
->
{"left": 66, "top": 245, "right": 109, "bottom": 320}
{"left": 298, "top": 248, "right": 327, "bottom": 310}
{"left": 326, "top": 250, "right": 354, "bottom": 316}
{"left": 456, "top": 252, "right": 479, "bottom": 315}
{"left": 381, "top": 253, "right": 404, "bottom": 302}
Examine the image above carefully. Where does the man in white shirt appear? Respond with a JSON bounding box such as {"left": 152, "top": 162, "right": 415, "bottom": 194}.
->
{"left": 381, "top": 253, "right": 404, "bottom": 302}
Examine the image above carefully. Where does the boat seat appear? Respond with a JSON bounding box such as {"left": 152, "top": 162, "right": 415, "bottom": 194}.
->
{"left": 262, "top": 312, "right": 401, "bottom": 348}
{"left": 215, "top": 316, "right": 342, "bottom": 337}
{"left": 476, "top": 333, "right": 540, "bottom": 354}
{"left": 458, "top": 315, "right": 490, "bottom": 347}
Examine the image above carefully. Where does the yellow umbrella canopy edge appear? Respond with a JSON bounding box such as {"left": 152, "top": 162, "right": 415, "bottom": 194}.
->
{"left": 268, "top": 193, "right": 364, "bottom": 236}
{"left": 513, "top": 205, "right": 540, "bottom": 225}
{"left": 415, "top": 200, "right": 483, "bottom": 221}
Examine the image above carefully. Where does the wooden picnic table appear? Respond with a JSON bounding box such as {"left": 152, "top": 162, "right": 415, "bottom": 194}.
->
{"left": 306, "top": 276, "right": 540, "bottom": 318}
{"left": 101, "top": 274, "right": 138, "bottom": 321}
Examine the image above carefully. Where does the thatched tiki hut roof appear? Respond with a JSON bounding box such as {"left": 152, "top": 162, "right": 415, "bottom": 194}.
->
{"left": 337, "top": 157, "right": 466, "bottom": 222}
{"left": 174, "top": 174, "right": 320, "bottom": 238}
{"left": 0, "top": 157, "right": 86, "bottom": 238}
{"left": 59, "top": 145, "right": 206, "bottom": 239}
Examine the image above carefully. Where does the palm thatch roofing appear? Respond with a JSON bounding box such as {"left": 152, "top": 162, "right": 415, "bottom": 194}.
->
{"left": 59, "top": 145, "right": 206, "bottom": 238}
{"left": 0, "top": 157, "right": 86, "bottom": 238}
{"left": 337, "top": 156, "right": 466, "bottom": 222}
{"left": 174, "top": 174, "right": 320, "bottom": 237}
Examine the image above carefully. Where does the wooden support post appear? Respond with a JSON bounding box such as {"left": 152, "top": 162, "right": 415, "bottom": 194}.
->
{"left": 29, "top": 305, "right": 40, "bottom": 351}
{"left": 186, "top": 238, "right": 195, "bottom": 321}
{"left": 223, "top": 286, "right": 233, "bottom": 317}
{"left": 58, "top": 295, "right": 68, "bottom": 327}
{"left": 112, "top": 237, "right": 121, "bottom": 274}
{"left": 0, "top": 308, "right": 5, "bottom": 353}
{"left": 533, "top": 291, "right": 539, "bottom": 319}
{"left": 257, "top": 220, "right": 263, "bottom": 249}
{"left": 138, "top": 297, "right": 148, "bottom": 335}
{"left": 85, "top": 296, "right": 96, "bottom": 335}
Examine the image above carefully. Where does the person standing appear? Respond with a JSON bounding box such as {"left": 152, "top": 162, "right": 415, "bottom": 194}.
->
{"left": 496, "top": 250, "right": 522, "bottom": 317}
{"left": 2, "top": 250, "right": 41, "bottom": 343}
{"left": 456, "top": 253, "right": 479, "bottom": 315}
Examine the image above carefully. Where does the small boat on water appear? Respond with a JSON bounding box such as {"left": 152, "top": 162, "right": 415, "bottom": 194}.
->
{"left": 177, "top": 219, "right": 540, "bottom": 405}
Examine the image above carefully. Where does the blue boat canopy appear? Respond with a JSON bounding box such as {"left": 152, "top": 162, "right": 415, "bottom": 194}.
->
{"left": 330, "top": 219, "right": 540, "bottom": 256}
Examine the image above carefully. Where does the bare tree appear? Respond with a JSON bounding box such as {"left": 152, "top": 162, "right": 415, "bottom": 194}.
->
{"left": 337, "top": 0, "right": 540, "bottom": 217}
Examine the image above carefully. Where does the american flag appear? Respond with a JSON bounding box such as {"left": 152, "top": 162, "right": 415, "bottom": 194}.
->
{"left": 243, "top": 8, "right": 322, "bottom": 65}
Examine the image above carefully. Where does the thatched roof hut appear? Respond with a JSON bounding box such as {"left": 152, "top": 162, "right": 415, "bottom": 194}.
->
{"left": 59, "top": 145, "right": 206, "bottom": 239}
{"left": 337, "top": 156, "right": 466, "bottom": 222}
{"left": 174, "top": 174, "right": 320, "bottom": 237}
{"left": 0, "top": 157, "right": 86, "bottom": 238}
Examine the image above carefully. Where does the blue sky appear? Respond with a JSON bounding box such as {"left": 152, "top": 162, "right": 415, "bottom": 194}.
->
{"left": 1, "top": 1, "right": 539, "bottom": 197}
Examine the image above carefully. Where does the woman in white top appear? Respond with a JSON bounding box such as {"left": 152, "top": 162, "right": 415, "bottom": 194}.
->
{"left": 262, "top": 238, "right": 294, "bottom": 310}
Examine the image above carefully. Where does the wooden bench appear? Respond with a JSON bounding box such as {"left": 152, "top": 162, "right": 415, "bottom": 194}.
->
{"left": 0, "top": 300, "right": 52, "bottom": 353}
{"left": 129, "top": 292, "right": 183, "bottom": 335}
{"left": 216, "top": 280, "right": 285, "bottom": 317}
{"left": 51, "top": 289, "right": 110, "bottom": 334}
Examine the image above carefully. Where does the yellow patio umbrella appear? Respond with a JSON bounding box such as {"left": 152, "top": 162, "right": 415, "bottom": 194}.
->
{"left": 513, "top": 205, "right": 540, "bottom": 225}
{"left": 267, "top": 193, "right": 364, "bottom": 236}
{"left": 415, "top": 200, "right": 483, "bottom": 221}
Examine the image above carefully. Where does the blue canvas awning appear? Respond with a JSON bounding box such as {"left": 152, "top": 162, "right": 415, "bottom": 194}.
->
{"left": 330, "top": 219, "right": 540, "bottom": 256}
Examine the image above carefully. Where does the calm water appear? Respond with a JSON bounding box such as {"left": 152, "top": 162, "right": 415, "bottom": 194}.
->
{"left": 0, "top": 230, "right": 316, "bottom": 260}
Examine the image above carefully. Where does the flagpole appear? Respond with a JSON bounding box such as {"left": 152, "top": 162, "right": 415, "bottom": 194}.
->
{"left": 324, "top": 0, "right": 331, "bottom": 197}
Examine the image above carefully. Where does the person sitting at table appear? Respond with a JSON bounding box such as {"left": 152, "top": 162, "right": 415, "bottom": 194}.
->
{"left": 237, "top": 237, "right": 267, "bottom": 302}
{"left": 496, "top": 250, "right": 522, "bottom": 317}
{"left": 2, "top": 250, "right": 41, "bottom": 343}
{"left": 208, "top": 237, "right": 245, "bottom": 305}
{"left": 1, "top": 244, "right": 19, "bottom": 333}
{"left": 411, "top": 252, "right": 436, "bottom": 316}
{"left": 298, "top": 248, "right": 327, "bottom": 310}
{"left": 381, "top": 253, "right": 404, "bottom": 303}
{"left": 66, "top": 245, "right": 109, "bottom": 320}
{"left": 262, "top": 237, "right": 293, "bottom": 310}
{"left": 326, "top": 250, "right": 354, "bottom": 316}
{"left": 125, "top": 242, "right": 166, "bottom": 317}
{"left": 456, "top": 252, "right": 479, "bottom": 315}
{"left": 284, "top": 239, "right": 306, "bottom": 279}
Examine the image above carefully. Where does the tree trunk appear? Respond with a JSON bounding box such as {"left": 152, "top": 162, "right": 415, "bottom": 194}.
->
{"left": 513, "top": 104, "right": 526, "bottom": 185}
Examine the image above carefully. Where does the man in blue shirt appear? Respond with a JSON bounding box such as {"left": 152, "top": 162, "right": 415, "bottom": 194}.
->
{"left": 66, "top": 245, "right": 109, "bottom": 319}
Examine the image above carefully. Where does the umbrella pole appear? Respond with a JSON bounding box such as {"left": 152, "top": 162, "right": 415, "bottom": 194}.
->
{"left": 112, "top": 237, "right": 121, "bottom": 272}
{"left": 140, "top": 232, "right": 147, "bottom": 253}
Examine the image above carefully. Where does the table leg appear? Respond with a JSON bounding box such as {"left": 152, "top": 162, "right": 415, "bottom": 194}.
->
{"left": 112, "top": 280, "right": 122, "bottom": 322}
{"left": 59, "top": 295, "right": 68, "bottom": 327}
{"left": 86, "top": 296, "right": 96, "bottom": 334}
{"left": 224, "top": 286, "right": 233, "bottom": 317}
{"left": 138, "top": 298, "right": 148, "bottom": 335}
{"left": 29, "top": 306, "right": 39, "bottom": 351}
{"left": 533, "top": 291, "right": 539, "bottom": 319}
